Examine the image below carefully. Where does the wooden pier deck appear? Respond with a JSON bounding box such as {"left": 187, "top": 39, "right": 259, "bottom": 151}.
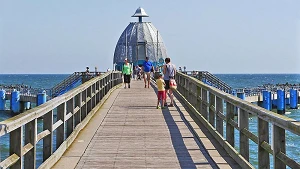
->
{"left": 53, "top": 80, "right": 240, "bottom": 169}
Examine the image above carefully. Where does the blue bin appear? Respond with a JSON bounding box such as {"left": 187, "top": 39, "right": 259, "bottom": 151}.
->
{"left": 11, "top": 90, "right": 20, "bottom": 113}
{"left": 37, "top": 90, "right": 47, "bottom": 106}
{"left": 290, "top": 89, "right": 298, "bottom": 109}
{"left": 277, "top": 90, "right": 285, "bottom": 114}
{"left": 263, "top": 91, "right": 271, "bottom": 110}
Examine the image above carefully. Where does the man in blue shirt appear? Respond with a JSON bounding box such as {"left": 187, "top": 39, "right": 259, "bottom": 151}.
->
{"left": 142, "top": 57, "right": 154, "bottom": 88}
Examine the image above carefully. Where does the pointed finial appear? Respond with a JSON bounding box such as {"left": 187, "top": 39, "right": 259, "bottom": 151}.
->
{"left": 132, "top": 7, "right": 149, "bottom": 22}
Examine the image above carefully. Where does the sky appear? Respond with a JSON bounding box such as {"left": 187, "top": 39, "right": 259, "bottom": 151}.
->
{"left": 0, "top": 0, "right": 300, "bottom": 74}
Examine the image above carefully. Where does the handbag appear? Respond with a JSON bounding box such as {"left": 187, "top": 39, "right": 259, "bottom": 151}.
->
{"left": 169, "top": 79, "right": 177, "bottom": 90}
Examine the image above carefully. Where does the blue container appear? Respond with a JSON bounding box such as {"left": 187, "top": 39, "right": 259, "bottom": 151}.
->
{"left": 237, "top": 93, "right": 245, "bottom": 100}
{"left": 24, "top": 102, "right": 31, "bottom": 110}
{"left": 37, "top": 90, "right": 47, "bottom": 106}
{"left": 262, "top": 91, "right": 271, "bottom": 110}
{"left": 290, "top": 89, "right": 298, "bottom": 109}
{"left": 0, "top": 90, "right": 6, "bottom": 110}
{"left": 277, "top": 90, "right": 285, "bottom": 114}
{"left": 11, "top": 90, "right": 20, "bottom": 113}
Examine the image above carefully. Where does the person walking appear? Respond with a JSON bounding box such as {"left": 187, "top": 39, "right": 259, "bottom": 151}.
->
{"left": 142, "top": 57, "right": 154, "bottom": 88}
{"left": 122, "top": 58, "right": 132, "bottom": 88}
{"left": 156, "top": 73, "right": 166, "bottom": 109}
{"left": 163, "top": 57, "right": 176, "bottom": 107}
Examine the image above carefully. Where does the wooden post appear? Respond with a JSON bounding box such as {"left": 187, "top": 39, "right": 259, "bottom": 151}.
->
{"left": 258, "top": 117, "right": 270, "bottom": 169}
{"left": 202, "top": 89, "right": 208, "bottom": 119}
{"left": 87, "top": 86, "right": 92, "bottom": 113}
{"left": 209, "top": 93, "right": 215, "bottom": 127}
{"left": 226, "top": 102, "right": 234, "bottom": 146}
{"left": 24, "top": 119, "right": 37, "bottom": 169}
{"left": 101, "top": 79, "right": 104, "bottom": 99}
{"left": 43, "top": 110, "right": 53, "bottom": 161}
{"left": 96, "top": 81, "right": 100, "bottom": 104}
{"left": 196, "top": 86, "right": 202, "bottom": 112}
{"left": 105, "top": 77, "right": 108, "bottom": 95}
{"left": 66, "top": 98, "right": 74, "bottom": 137}
{"left": 216, "top": 97, "right": 223, "bottom": 136}
{"left": 273, "top": 125, "right": 286, "bottom": 169}
{"left": 239, "top": 109, "right": 249, "bottom": 161}
{"left": 81, "top": 90, "right": 87, "bottom": 120}
{"left": 74, "top": 93, "right": 82, "bottom": 127}
{"left": 10, "top": 127, "right": 23, "bottom": 169}
{"left": 56, "top": 103, "right": 66, "bottom": 148}
{"left": 186, "top": 79, "right": 190, "bottom": 102}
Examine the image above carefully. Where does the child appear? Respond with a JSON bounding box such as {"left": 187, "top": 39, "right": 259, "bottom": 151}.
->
{"left": 156, "top": 74, "right": 166, "bottom": 109}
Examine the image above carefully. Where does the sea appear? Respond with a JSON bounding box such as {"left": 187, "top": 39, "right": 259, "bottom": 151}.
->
{"left": 0, "top": 74, "right": 300, "bottom": 168}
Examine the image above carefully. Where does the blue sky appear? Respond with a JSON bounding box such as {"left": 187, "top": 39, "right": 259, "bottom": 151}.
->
{"left": 0, "top": 0, "right": 299, "bottom": 74}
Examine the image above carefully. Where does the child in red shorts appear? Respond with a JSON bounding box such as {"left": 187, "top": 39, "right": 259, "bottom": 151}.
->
{"left": 156, "top": 74, "right": 166, "bottom": 109}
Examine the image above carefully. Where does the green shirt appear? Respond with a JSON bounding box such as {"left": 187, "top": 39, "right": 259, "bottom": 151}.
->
{"left": 122, "top": 63, "right": 132, "bottom": 75}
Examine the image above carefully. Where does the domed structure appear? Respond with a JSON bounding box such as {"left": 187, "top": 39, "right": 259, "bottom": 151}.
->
{"left": 113, "top": 7, "right": 168, "bottom": 70}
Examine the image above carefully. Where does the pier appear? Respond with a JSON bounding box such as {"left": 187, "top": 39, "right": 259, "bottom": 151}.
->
{"left": 1, "top": 7, "right": 300, "bottom": 169}
{"left": 0, "top": 72, "right": 300, "bottom": 168}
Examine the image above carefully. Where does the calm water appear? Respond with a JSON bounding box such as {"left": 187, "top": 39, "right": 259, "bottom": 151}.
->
{"left": 1, "top": 74, "right": 300, "bottom": 168}
{"left": 0, "top": 74, "right": 69, "bottom": 167}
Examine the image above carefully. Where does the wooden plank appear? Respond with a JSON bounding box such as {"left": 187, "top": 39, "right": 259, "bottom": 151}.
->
{"left": 216, "top": 97, "right": 224, "bottom": 136}
{"left": 258, "top": 117, "right": 269, "bottom": 169}
{"left": 52, "top": 120, "right": 64, "bottom": 132}
{"left": 74, "top": 93, "right": 82, "bottom": 127}
{"left": 22, "top": 143, "right": 34, "bottom": 156}
{"left": 56, "top": 103, "right": 66, "bottom": 148}
{"left": 10, "top": 127, "right": 23, "bottom": 169}
{"left": 24, "top": 119, "right": 36, "bottom": 169}
{"left": 196, "top": 86, "right": 202, "bottom": 112}
{"left": 239, "top": 109, "right": 249, "bottom": 161}
{"left": 66, "top": 98, "right": 74, "bottom": 137}
{"left": 65, "top": 112, "right": 73, "bottom": 121}
{"left": 277, "top": 152, "right": 300, "bottom": 169}
{"left": 81, "top": 90, "right": 87, "bottom": 120}
{"left": 273, "top": 125, "right": 286, "bottom": 169}
{"left": 0, "top": 154, "right": 20, "bottom": 169}
{"left": 92, "top": 83, "right": 96, "bottom": 109}
{"left": 209, "top": 93, "right": 215, "bottom": 127}
{"left": 43, "top": 110, "right": 53, "bottom": 161}
{"left": 36, "top": 130, "right": 51, "bottom": 143}
{"left": 226, "top": 102, "right": 234, "bottom": 147}
{"left": 202, "top": 89, "right": 208, "bottom": 119}
{"left": 73, "top": 106, "right": 80, "bottom": 114}
{"left": 87, "top": 86, "right": 92, "bottom": 113}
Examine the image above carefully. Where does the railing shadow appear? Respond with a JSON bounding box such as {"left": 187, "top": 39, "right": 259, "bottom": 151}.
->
{"left": 174, "top": 92, "right": 242, "bottom": 168}
{"left": 150, "top": 82, "right": 217, "bottom": 168}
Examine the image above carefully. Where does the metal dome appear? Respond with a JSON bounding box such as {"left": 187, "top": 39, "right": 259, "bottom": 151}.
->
{"left": 113, "top": 8, "right": 168, "bottom": 69}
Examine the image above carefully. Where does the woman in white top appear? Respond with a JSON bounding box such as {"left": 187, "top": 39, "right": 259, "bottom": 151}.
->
{"left": 163, "top": 57, "right": 176, "bottom": 107}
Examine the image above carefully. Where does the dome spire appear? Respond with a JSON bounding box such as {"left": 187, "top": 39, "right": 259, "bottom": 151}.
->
{"left": 132, "top": 7, "right": 149, "bottom": 22}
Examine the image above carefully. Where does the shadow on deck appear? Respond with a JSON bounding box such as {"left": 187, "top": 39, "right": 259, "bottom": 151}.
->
{"left": 53, "top": 80, "right": 241, "bottom": 169}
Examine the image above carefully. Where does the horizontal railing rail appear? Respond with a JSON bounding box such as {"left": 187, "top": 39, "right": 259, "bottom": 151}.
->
{"left": 0, "top": 71, "right": 122, "bottom": 169}
{"left": 176, "top": 72, "right": 300, "bottom": 169}
{"left": 182, "top": 71, "right": 233, "bottom": 94}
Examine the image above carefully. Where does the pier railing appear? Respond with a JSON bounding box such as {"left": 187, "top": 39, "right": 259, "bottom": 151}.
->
{"left": 0, "top": 71, "right": 122, "bottom": 169}
{"left": 183, "top": 71, "right": 233, "bottom": 93}
{"left": 50, "top": 72, "right": 86, "bottom": 97}
{"left": 176, "top": 72, "right": 300, "bottom": 169}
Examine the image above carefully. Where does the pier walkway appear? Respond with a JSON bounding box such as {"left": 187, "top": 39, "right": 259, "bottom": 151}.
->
{"left": 53, "top": 80, "right": 240, "bottom": 169}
